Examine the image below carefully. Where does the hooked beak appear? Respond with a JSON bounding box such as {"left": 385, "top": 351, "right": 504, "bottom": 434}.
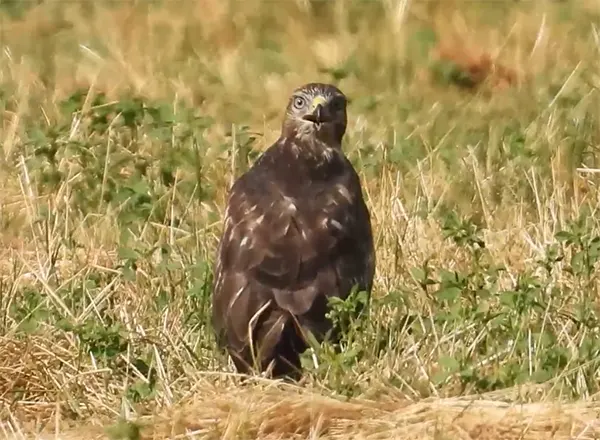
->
{"left": 302, "top": 96, "right": 332, "bottom": 125}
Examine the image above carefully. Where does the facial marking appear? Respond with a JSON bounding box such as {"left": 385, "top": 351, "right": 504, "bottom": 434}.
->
{"left": 283, "top": 83, "right": 348, "bottom": 148}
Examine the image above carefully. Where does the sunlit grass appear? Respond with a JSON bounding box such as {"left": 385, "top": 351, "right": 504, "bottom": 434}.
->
{"left": 1, "top": 1, "right": 600, "bottom": 438}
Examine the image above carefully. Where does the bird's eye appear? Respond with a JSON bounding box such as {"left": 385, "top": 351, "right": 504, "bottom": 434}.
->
{"left": 293, "top": 96, "right": 306, "bottom": 109}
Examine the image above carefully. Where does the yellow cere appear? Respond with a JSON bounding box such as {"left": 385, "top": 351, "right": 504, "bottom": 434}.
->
{"left": 310, "top": 95, "right": 327, "bottom": 111}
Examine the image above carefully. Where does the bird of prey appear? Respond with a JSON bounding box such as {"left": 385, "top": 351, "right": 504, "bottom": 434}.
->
{"left": 211, "top": 82, "right": 375, "bottom": 380}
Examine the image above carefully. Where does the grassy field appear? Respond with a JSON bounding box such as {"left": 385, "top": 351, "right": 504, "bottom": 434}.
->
{"left": 1, "top": 0, "right": 600, "bottom": 438}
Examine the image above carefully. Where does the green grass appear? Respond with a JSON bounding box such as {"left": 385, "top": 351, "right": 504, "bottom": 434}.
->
{"left": 2, "top": 0, "right": 600, "bottom": 438}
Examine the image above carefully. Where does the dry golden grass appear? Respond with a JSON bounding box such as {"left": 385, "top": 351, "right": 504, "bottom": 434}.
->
{"left": 2, "top": 0, "right": 600, "bottom": 439}
{"left": 5, "top": 374, "right": 600, "bottom": 439}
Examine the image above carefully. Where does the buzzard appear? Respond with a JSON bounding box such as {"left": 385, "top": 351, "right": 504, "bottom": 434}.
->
{"left": 211, "top": 83, "right": 375, "bottom": 380}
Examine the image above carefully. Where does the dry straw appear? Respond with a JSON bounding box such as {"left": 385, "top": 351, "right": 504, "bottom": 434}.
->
{"left": 137, "top": 384, "right": 600, "bottom": 440}
{"left": 2, "top": 2, "right": 600, "bottom": 439}
{"left": 1, "top": 334, "right": 598, "bottom": 440}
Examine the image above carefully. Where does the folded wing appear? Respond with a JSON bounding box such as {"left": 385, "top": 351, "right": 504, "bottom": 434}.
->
{"left": 212, "top": 152, "right": 375, "bottom": 374}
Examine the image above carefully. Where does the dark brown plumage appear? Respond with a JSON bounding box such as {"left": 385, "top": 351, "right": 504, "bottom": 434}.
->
{"left": 211, "top": 83, "right": 375, "bottom": 380}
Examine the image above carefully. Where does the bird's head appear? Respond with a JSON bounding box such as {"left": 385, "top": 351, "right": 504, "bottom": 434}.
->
{"left": 281, "top": 83, "right": 348, "bottom": 147}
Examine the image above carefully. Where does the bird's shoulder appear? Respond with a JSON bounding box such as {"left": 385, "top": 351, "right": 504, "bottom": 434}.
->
{"left": 231, "top": 136, "right": 360, "bottom": 203}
